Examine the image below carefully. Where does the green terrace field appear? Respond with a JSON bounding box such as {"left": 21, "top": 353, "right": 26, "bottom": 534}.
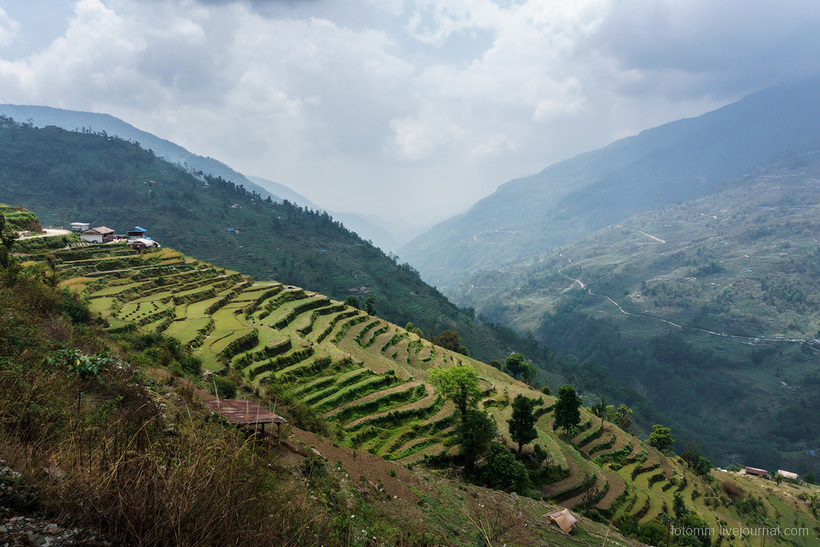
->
{"left": 19, "top": 240, "right": 818, "bottom": 545}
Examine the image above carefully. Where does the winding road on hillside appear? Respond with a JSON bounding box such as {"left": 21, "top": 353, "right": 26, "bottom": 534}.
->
{"left": 562, "top": 275, "right": 816, "bottom": 349}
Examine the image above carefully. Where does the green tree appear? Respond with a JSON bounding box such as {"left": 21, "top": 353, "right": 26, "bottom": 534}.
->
{"left": 41, "top": 253, "right": 59, "bottom": 288}
{"left": 673, "top": 491, "right": 688, "bottom": 518}
{"left": 48, "top": 348, "right": 112, "bottom": 413}
{"left": 479, "top": 443, "right": 530, "bottom": 492}
{"left": 364, "top": 295, "right": 376, "bottom": 315}
{"left": 681, "top": 443, "right": 711, "bottom": 476}
{"left": 404, "top": 321, "right": 424, "bottom": 337}
{"left": 553, "top": 384, "right": 581, "bottom": 436}
{"left": 458, "top": 409, "right": 497, "bottom": 479}
{"left": 0, "top": 214, "right": 21, "bottom": 286}
{"left": 648, "top": 424, "right": 675, "bottom": 454}
{"left": 431, "top": 329, "right": 469, "bottom": 356}
{"left": 345, "top": 296, "right": 361, "bottom": 309}
{"left": 591, "top": 396, "right": 606, "bottom": 426}
{"left": 0, "top": 213, "right": 18, "bottom": 250}
{"left": 504, "top": 353, "right": 525, "bottom": 378}
{"left": 428, "top": 365, "right": 481, "bottom": 421}
{"left": 504, "top": 353, "right": 537, "bottom": 384}
{"left": 519, "top": 361, "right": 537, "bottom": 385}
{"left": 613, "top": 404, "right": 633, "bottom": 433}
{"left": 508, "top": 395, "right": 538, "bottom": 454}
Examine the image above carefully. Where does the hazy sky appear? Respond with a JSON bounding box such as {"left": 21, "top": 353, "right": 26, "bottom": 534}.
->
{"left": 1, "top": 0, "right": 819, "bottom": 228}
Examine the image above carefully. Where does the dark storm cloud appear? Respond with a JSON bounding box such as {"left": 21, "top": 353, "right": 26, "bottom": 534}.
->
{"left": 591, "top": 0, "right": 820, "bottom": 97}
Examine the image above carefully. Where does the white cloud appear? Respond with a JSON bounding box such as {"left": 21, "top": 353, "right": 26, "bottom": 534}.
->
{"left": 0, "top": 8, "right": 20, "bottom": 49}
{"left": 1, "top": 0, "right": 820, "bottom": 229}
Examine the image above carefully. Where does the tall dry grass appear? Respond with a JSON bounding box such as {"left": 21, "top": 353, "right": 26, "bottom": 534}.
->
{"left": 1, "top": 363, "right": 334, "bottom": 545}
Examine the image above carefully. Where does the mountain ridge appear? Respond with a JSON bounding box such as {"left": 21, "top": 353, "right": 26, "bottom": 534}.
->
{"left": 401, "top": 76, "right": 820, "bottom": 289}
{"left": 0, "top": 104, "right": 399, "bottom": 250}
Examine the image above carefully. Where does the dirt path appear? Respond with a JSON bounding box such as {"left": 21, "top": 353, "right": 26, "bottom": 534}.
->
{"left": 563, "top": 274, "right": 815, "bottom": 348}
{"left": 18, "top": 228, "right": 71, "bottom": 239}
{"left": 636, "top": 230, "right": 666, "bottom": 243}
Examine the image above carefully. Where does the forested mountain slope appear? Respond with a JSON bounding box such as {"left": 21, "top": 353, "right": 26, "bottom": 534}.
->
{"left": 448, "top": 146, "right": 820, "bottom": 475}
{"left": 0, "top": 104, "right": 396, "bottom": 250}
{"left": 0, "top": 118, "right": 504, "bottom": 361}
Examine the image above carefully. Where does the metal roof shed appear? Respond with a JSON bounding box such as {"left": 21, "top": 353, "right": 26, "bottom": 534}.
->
{"left": 203, "top": 399, "right": 287, "bottom": 439}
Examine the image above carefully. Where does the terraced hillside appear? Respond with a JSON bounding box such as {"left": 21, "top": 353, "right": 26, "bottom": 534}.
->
{"left": 14, "top": 238, "right": 817, "bottom": 545}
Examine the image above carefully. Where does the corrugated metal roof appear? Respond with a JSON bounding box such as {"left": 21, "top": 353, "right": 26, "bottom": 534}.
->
{"left": 203, "top": 399, "right": 287, "bottom": 425}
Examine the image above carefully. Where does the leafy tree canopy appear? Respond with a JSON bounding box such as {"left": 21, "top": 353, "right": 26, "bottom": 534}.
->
{"left": 553, "top": 384, "right": 581, "bottom": 436}
{"left": 428, "top": 365, "right": 481, "bottom": 418}
{"left": 458, "top": 409, "right": 496, "bottom": 478}
{"left": 508, "top": 394, "right": 538, "bottom": 453}
{"left": 647, "top": 424, "right": 675, "bottom": 454}
{"left": 431, "top": 329, "right": 469, "bottom": 356}
{"left": 479, "top": 443, "right": 530, "bottom": 493}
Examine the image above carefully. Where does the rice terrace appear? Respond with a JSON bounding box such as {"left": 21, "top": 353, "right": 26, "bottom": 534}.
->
{"left": 5, "top": 224, "right": 817, "bottom": 546}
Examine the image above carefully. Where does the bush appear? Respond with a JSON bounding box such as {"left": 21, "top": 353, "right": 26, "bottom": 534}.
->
{"left": 180, "top": 355, "right": 202, "bottom": 376}
{"left": 479, "top": 443, "right": 530, "bottom": 493}
{"left": 61, "top": 288, "right": 90, "bottom": 323}
{"left": 212, "top": 376, "right": 237, "bottom": 399}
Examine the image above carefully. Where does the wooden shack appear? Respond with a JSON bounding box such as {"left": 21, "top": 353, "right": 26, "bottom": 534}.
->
{"left": 203, "top": 398, "right": 287, "bottom": 437}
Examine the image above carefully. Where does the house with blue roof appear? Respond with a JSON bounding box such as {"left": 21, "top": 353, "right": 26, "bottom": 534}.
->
{"left": 127, "top": 226, "right": 147, "bottom": 242}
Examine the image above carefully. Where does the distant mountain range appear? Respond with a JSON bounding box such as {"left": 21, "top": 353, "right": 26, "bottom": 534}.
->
{"left": 402, "top": 76, "right": 820, "bottom": 290}
{"left": 0, "top": 104, "right": 400, "bottom": 251}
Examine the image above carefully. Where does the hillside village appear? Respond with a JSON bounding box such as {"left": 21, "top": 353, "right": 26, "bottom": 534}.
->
{"left": 68, "top": 222, "right": 161, "bottom": 251}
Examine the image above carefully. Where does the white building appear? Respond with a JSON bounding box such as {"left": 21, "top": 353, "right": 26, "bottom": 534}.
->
{"left": 80, "top": 226, "right": 115, "bottom": 244}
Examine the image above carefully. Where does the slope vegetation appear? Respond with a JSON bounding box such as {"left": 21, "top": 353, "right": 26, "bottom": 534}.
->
{"left": 0, "top": 116, "right": 513, "bottom": 362}
{"left": 16, "top": 236, "right": 817, "bottom": 546}
{"left": 451, "top": 146, "right": 820, "bottom": 476}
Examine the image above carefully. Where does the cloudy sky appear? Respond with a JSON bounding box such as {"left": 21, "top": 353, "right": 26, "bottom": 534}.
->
{"left": 1, "top": 0, "right": 819, "bottom": 233}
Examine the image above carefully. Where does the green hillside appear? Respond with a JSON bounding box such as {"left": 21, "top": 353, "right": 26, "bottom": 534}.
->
{"left": 449, "top": 146, "right": 820, "bottom": 476}
{"left": 0, "top": 203, "right": 41, "bottom": 232}
{"left": 0, "top": 116, "right": 517, "bottom": 362}
{"left": 10, "top": 233, "right": 818, "bottom": 546}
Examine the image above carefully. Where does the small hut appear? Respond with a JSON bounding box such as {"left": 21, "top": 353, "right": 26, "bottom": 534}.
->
{"left": 203, "top": 398, "right": 287, "bottom": 437}
{"left": 80, "top": 226, "right": 115, "bottom": 243}
{"left": 546, "top": 508, "right": 577, "bottom": 533}
{"left": 743, "top": 466, "right": 768, "bottom": 477}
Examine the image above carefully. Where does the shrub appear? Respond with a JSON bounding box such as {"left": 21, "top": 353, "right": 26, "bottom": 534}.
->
{"left": 479, "top": 443, "right": 530, "bottom": 493}
{"left": 61, "top": 288, "right": 91, "bottom": 323}
{"left": 212, "top": 376, "right": 237, "bottom": 399}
